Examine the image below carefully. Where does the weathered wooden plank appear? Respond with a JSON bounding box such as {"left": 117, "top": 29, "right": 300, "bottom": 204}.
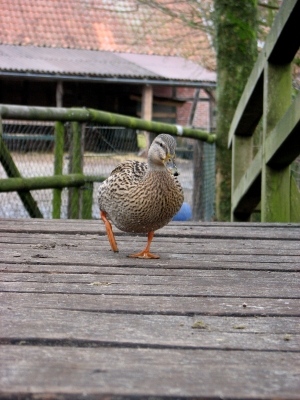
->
{"left": 1, "top": 270, "right": 299, "bottom": 287}
{"left": 2, "top": 259, "right": 299, "bottom": 273}
{"left": 0, "top": 218, "right": 300, "bottom": 233}
{"left": 1, "top": 308, "right": 299, "bottom": 351}
{"left": 2, "top": 236, "right": 300, "bottom": 256}
{"left": 0, "top": 346, "right": 299, "bottom": 398}
{"left": 1, "top": 219, "right": 299, "bottom": 240}
{"left": 1, "top": 292, "right": 299, "bottom": 317}
{"left": 2, "top": 231, "right": 300, "bottom": 250}
{"left": 1, "top": 256, "right": 299, "bottom": 273}
{"left": 1, "top": 271, "right": 299, "bottom": 298}
{"left": 2, "top": 243, "right": 300, "bottom": 268}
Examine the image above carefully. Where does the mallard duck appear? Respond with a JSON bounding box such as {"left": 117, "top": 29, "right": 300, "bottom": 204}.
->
{"left": 98, "top": 133, "right": 184, "bottom": 258}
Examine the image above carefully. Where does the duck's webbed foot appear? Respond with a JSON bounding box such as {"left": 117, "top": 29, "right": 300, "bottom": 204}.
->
{"left": 127, "top": 231, "right": 159, "bottom": 259}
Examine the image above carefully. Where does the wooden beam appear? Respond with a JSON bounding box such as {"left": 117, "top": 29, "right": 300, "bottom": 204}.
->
{"left": 68, "top": 122, "right": 82, "bottom": 219}
{"left": 261, "top": 62, "right": 292, "bottom": 222}
{"left": 0, "top": 104, "right": 216, "bottom": 143}
{"left": 228, "top": 60, "right": 264, "bottom": 147}
{"left": 232, "top": 149, "right": 262, "bottom": 217}
{"left": 0, "top": 174, "right": 85, "bottom": 192}
{"left": 141, "top": 85, "right": 154, "bottom": 149}
{"left": 189, "top": 88, "right": 200, "bottom": 126}
{"left": 141, "top": 85, "right": 153, "bottom": 122}
{"left": 0, "top": 174, "right": 105, "bottom": 192}
{"left": 231, "top": 135, "right": 254, "bottom": 221}
{"left": 290, "top": 175, "right": 300, "bottom": 222}
{"left": 56, "top": 81, "right": 63, "bottom": 108}
{"left": 52, "top": 121, "right": 65, "bottom": 219}
{"left": 130, "top": 94, "right": 184, "bottom": 108}
{"left": 265, "top": 90, "right": 300, "bottom": 168}
{"left": 228, "top": 0, "right": 300, "bottom": 148}
{"left": 136, "top": 112, "right": 176, "bottom": 119}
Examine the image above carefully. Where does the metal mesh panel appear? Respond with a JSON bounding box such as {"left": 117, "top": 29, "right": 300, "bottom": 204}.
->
{"left": 0, "top": 121, "right": 216, "bottom": 220}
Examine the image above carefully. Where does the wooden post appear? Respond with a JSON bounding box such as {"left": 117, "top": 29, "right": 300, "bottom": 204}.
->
{"left": 290, "top": 175, "right": 300, "bottom": 222}
{"left": 141, "top": 85, "right": 154, "bottom": 150}
{"left": 192, "top": 140, "right": 204, "bottom": 221}
{"left": 68, "top": 122, "right": 82, "bottom": 219}
{"left": 81, "top": 181, "right": 93, "bottom": 219}
{"left": 52, "top": 121, "right": 65, "bottom": 219}
{"left": 0, "top": 117, "right": 43, "bottom": 218}
{"left": 231, "top": 135, "right": 253, "bottom": 221}
{"left": 261, "top": 62, "right": 292, "bottom": 222}
{"left": 56, "top": 81, "right": 63, "bottom": 108}
{"left": 191, "top": 89, "right": 203, "bottom": 221}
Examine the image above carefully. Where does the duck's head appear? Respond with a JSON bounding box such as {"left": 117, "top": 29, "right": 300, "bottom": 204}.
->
{"left": 148, "top": 134, "right": 179, "bottom": 176}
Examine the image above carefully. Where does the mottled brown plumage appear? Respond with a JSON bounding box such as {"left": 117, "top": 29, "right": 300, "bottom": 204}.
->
{"left": 98, "top": 134, "right": 184, "bottom": 258}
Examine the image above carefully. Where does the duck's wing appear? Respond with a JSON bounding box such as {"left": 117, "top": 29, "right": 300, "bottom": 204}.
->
{"left": 110, "top": 160, "right": 148, "bottom": 183}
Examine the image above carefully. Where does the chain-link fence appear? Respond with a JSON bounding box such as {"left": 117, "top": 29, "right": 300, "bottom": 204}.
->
{"left": 0, "top": 120, "right": 216, "bottom": 221}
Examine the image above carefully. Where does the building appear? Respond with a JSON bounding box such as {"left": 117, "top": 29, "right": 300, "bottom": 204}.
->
{"left": 0, "top": 0, "right": 216, "bottom": 132}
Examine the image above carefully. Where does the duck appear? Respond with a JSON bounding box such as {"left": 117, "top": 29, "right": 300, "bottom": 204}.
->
{"left": 98, "top": 133, "right": 184, "bottom": 258}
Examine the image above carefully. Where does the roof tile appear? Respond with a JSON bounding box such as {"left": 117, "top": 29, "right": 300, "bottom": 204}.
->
{"left": 0, "top": 0, "right": 215, "bottom": 69}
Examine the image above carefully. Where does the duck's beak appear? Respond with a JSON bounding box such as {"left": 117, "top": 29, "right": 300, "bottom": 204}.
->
{"left": 164, "top": 154, "right": 180, "bottom": 176}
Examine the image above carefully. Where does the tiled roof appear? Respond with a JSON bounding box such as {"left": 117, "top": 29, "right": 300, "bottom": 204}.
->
{"left": 0, "top": 0, "right": 215, "bottom": 69}
{"left": 0, "top": 44, "right": 216, "bottom": 84}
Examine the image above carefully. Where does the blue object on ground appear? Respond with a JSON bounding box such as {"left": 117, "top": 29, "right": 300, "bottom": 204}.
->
{"left": 172, "top": 202, "right": 192, "bottom": 221}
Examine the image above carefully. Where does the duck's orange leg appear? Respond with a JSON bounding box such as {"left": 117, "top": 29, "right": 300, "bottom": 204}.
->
{"left": 128, "top": 231, "right": 159, "bottom": 259}
{"left": 100, "top": 211, "right": 118, "bottom": 252}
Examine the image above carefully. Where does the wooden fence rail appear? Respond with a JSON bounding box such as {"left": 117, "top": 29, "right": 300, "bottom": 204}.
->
{"left": 0, "top": 104, "right": 216, "bottom": 143}
{"left": 228, "top": 0, "right": 300, "bottom": 222}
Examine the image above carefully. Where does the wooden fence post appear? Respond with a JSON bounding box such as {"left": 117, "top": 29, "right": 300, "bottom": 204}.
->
{"left": 81, "top": 181, "right": 93, "bottom": 219}
{"left": 192, "top": 140, "right": 205, "bottom": 221}
{"left": 52, "top": 121, "right": 65, "bottom": 218}
{"left": 141, "top": 85, "right": 154, "bottom": 151}
{"left": 68, "top": 121, "right": 82, "bottom": 219}
{"left": 261, "top": 62, "right": 292, "bottom": 222}
{"left": 231, "top": 135, "right": 253, "bottom": 221}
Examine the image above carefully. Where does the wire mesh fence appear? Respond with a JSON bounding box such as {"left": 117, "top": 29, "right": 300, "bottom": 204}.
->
{"left": 0, "top": 120, "right": 216, "bottom": 221}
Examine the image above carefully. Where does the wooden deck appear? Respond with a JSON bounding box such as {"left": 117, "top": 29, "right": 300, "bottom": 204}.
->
{"left": 0, "top": 218, "right": 299, "bottom": 399}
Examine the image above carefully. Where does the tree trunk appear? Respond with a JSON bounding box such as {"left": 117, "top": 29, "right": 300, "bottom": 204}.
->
{"left": 214, "top": 0, "right": 258, "bottom": 221}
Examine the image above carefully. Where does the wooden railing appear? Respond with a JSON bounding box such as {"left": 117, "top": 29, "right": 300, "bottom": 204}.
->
{"left": 228, "top": 0, "right": 300, "bottom": 222}
{"left": 0, "top": 104, "right": 215, "bottom": 219}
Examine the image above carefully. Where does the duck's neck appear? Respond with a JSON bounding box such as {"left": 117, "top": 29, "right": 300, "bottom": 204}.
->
{"left": 147, "top": 158, "right": 166, "bottom": 171}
